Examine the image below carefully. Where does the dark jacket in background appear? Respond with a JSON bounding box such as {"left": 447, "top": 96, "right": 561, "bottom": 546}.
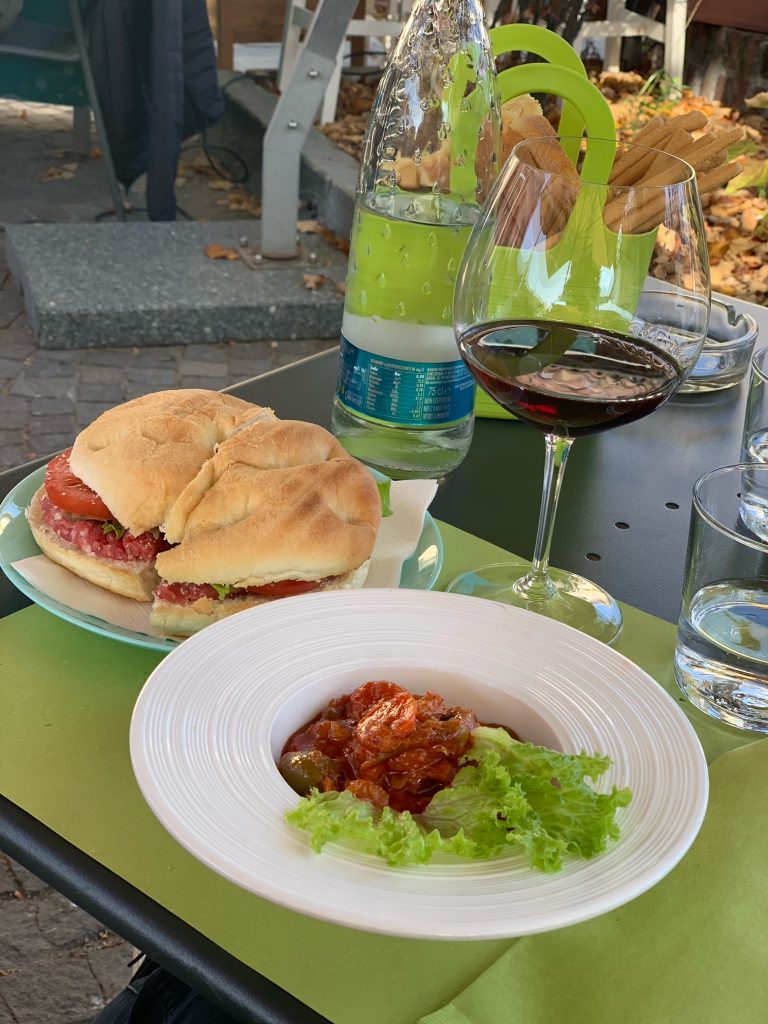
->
{"left": 85, "top": 0, "right": 224, "bottom": 220}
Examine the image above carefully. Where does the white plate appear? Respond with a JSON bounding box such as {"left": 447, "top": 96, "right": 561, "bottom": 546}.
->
{"left": 130, "top": 589, "right": 708, "bottom": 940}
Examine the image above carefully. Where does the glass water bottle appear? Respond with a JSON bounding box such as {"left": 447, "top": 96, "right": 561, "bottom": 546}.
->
{"left": 331, "top": 0, "right": 500, "bottom": 478}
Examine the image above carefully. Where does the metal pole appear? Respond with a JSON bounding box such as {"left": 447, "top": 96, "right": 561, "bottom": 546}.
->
{"left": 664, "top": 0, "right": 687, "bottom": 81}
{"left": 67, "top": 0, "right": 126, "bottom": 221}
{"left": 262, "top": 0, "right": 357, "bottom": 259}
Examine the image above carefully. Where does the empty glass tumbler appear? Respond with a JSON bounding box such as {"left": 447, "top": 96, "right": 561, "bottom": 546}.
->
{"left": 741, "top": 348, "right": 768, "bottom": 465}
{"left": 674, "top": 463, "right": 768, "bottom": 732}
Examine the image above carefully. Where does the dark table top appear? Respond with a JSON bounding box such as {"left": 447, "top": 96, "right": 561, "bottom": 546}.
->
{"left": 1, "top": 335, "right": 761, "bottom": 625}
{"left": 0, "top": 294, "right": 765, "bottom": 1022}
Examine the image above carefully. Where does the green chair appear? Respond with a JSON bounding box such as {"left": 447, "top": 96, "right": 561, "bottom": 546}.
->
{"left": 0, "top": 0, "right": 125, "bottom": 219}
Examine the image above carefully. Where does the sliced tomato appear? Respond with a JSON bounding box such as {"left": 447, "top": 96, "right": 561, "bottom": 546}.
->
{"left": 44, "top": 449, "right": 113, "bottom": 520}
{"left": 244, "top": 579, "right": 326, "bottom": 598}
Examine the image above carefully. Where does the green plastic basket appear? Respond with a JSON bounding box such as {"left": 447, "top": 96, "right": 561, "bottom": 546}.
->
{"left": 473, "top": 26, "right": 656, "bottom": 420}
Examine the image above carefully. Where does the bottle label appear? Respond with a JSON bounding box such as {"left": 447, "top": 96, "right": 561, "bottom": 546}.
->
{"left": 336, "top": 334, "right": 475, "bottom": 427}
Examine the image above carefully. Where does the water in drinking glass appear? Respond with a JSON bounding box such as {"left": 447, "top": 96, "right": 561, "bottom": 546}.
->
{"left": 675, "top": 465, "right": 768, "bottom": 733}
{"left": 741, "top": 348, "right": 768, "bottom": 465}
{"left": 675, "top": 582, "right": 768, "bottom": 732}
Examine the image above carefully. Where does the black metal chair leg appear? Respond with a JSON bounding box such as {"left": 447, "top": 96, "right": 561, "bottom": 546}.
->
{"left": 67, "top": 0, "right": 126, "bottom": 221}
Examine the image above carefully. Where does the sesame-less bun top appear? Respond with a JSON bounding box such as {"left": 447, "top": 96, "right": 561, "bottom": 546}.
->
{"left": 69, "top": 390, "right": 275, "bottom": 535}
{"left": 156, "top": 419, "right": 381, "bottom": 588}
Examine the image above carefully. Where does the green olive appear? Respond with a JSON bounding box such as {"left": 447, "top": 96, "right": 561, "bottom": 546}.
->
{"left": 278, "top": 750, "right": 340, "bottom": 795}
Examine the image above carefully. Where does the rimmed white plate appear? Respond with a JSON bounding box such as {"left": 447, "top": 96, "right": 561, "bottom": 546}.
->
{"left": 130, "top": 589, "right": 708, "bottom": 940}
{"left": 0, "top": 467, "right": 443, "bottom": 652}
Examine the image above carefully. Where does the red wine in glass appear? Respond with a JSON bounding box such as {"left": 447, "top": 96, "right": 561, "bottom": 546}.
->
{"left": 459, "top": 319, "right": 682, "bottom": 438}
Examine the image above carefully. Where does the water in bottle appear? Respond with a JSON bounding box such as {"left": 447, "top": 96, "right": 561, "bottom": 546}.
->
{"left": 331, "top": 0, "right": 500, "bottom": 478}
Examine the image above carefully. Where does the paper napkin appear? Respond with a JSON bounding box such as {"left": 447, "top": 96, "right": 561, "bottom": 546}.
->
{"left": 11, "top": 478, "right": 438, "bottom": 639}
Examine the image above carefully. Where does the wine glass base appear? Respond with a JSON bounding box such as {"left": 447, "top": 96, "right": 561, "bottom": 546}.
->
{"left": 446, "top": 560, "right": 623, "bottom": 646}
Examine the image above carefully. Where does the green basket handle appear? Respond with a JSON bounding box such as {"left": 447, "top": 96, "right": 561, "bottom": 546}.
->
{"left": 490, "top": 23, "right": 589, "bottom": 164}
{"left": 495, "top": 63, "right": 616, "bottom": 184}
{"left": 444, "top": 43, "right": 491, "bottom": 199}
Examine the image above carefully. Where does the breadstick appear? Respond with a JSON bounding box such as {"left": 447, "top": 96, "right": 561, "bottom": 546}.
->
{"left": 394, "top": 157, "right": 421, "bottom": 190}
{"left": 627, "top": 160, "right": 743, "bottom": 234}
{"left": 696, "top": 160, "right": 744, "bottom": 196}
{"left": 643, "top": 130, "right": 693, "bottom": 178}
{"left": 605, "top": 155, "right": 688, "bottom": 233}
{"left": 609, "top": 111, "right": 708, "bottom": 185}
{"left": 418, "top": 141, "right": 451, "bottom": 190}
{"left": 630, "top": 115, "right": 666, "bottom": 144}
{"left": 677, "top": 126, "right": 745, "bottom": 173}
{"left": 512, "top": 117, "right": 577, "bottom": 236}
{"left": 518, "top": 116, "right": 578, "bottom": 176}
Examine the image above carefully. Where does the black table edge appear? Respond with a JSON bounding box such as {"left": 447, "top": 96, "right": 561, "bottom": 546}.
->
{"left": 221, "top": 347, "right": 338, "bottom": 396}
{"left": 0, "top": 796, "right": 331, "bottom": 1024}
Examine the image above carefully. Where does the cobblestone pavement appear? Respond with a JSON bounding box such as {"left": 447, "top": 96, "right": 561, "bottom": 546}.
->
{"left": 0, "top": 855, "right": 133, "bottom": 1024}
{"left": 0, "top": 97, "right": 337, "bottom": 1020}
{"left": 0, "top": 248, "right": 335, "bottom": 469}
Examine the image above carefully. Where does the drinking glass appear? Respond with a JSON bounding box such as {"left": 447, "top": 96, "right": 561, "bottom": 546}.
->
{"left": 450, "top": 137, "right": 710, "bottom": 644}
{"left": 741, "top": 348, "right": 768, "bottom": 464}
{"left": 675, "top": 464, "right": 768, "bottom": 732}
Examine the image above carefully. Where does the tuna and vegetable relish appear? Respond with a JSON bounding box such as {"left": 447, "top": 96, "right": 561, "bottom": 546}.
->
{"left": 280, "top": 680, "right": 632, "bottom": 871}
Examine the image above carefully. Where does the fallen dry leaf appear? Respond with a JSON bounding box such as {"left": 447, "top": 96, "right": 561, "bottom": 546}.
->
{"left": 302, "top": 273, "right": 326, "bottom": 290}
{"left": 746, "top": 92, "right": 768, "bottom": 110}
{"left": 207, "top": 177, "right": 236, "bottom": 191}
{"left": 62, "top": 162, "right": 79, "bottom": 172}
{"left": 189, "top": 155, "right": 217, "bottom": 176}
{"left": 334, "top": 280, "right": 346, "bottom": 295}
{"left": 298, "top": 219, "right": 324, "bottom": 234}
{"left": 38, "top": 165, "right": 73, "bottom": 181}
{"left": 217, "top": 190, "right": 261, "bottom": 216}
{"left": 205, "top": 243, "right": 240, "bottom": 261}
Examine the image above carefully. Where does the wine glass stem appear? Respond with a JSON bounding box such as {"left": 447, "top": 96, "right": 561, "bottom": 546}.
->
{"left": 513, "top": 434, "right": 574, "bottom": 602}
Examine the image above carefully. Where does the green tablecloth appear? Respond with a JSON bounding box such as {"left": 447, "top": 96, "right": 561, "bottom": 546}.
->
{"left": 0, "top": 522, "right": 762, "bottom": 1024}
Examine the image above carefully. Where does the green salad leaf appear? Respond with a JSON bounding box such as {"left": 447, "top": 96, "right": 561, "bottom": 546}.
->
{"left": 211, "top": 583, "right": 235, "bottom": 599}
{"left": 285, "top": 726, "right": 632, "bottom": 871}
{"left": 377, "top": 478, "right": 393, "bottom": 517}
{"left": 101, "top": 521, "right": 126, "bottom": 539}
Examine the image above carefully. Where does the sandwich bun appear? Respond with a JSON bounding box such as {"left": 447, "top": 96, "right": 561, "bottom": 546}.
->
{"left": 69, "top": 389, "right": 275, "bottom": 536}
{"left": 27, "top": 487, "right": 158, "bottom": 602}
{"left": 156, "top": 419, "right": 381, "bottom": 588}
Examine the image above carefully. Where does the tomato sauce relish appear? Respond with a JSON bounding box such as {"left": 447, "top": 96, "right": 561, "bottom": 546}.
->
{"left": 279, "top": 681, "right": 518, "bottom": 815}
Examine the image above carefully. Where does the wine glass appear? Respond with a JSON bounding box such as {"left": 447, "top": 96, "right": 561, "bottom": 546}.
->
{"left": 449, "top": 137, "right": 710, "bottom": 644}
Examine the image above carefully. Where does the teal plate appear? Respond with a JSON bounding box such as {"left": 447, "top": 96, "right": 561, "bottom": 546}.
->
{"left": 0, "top": 467, "right": 444, "bottom": 653}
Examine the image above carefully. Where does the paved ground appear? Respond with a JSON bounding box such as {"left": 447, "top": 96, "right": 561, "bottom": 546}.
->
{"left": 0, "top": 98, "right": 335, "bottom": 472}
{"left": 0, "top": 855, "right": 134, "bottom": 1024}
{"left": 0, "top": 96, "right": 337, "bottom": 1020}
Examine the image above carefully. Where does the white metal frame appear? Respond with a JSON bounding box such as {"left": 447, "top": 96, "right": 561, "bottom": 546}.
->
{"left": 278, "top": 1, "right": 410, "bottom": 124}
{"left": 574, "top": 0, "right": 687, "bottom": 79}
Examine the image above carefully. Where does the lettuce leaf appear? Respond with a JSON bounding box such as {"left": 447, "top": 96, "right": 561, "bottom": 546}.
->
{"left": 377, "top": 478, "right": 392, "bottom": 517}
{"left": 285, "top": 726, "right": 632, "bottom": 871}
{"left": 101, "top": 520, "right": 125, "bottom": 539}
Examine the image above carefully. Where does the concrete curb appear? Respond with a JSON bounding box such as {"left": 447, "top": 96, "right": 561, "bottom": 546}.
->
{"left": 6, "top": 220, "right": 346, "bottom": 349}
